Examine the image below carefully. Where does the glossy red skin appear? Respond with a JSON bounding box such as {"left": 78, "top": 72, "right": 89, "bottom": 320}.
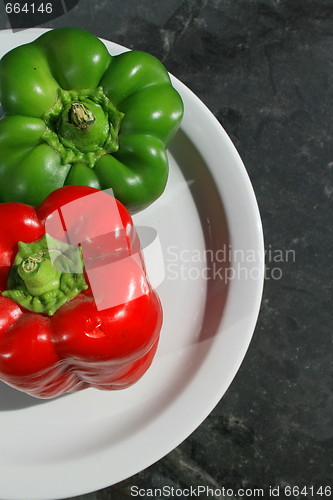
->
{"left": 0, "top": 186, "right": 162, "bottom": 398}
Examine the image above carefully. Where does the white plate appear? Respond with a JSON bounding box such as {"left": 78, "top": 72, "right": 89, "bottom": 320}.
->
{"left": 0, "top": 29, "right": 264, "bottom": 500}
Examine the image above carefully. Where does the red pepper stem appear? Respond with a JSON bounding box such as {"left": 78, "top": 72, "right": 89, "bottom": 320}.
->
{"left": 18, "top": 253, "right": 61, "bottom": 297}
{"left": 1, "top": 234, "right": 88, "bottom": 316}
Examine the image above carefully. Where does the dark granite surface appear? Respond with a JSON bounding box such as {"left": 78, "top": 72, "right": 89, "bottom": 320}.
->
{"left": 0, "top": 1, "right": 332, "bottom": 499}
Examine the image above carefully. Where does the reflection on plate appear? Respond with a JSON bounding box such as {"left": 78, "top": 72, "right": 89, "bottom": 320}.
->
{"left": 0, "top": 29, "right": 264, "bottom": 500}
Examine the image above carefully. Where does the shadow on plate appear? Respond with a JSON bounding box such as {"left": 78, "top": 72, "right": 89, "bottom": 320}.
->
{"left": 0, "top": 382, "right": 49, "bottom": 411}
{"left": 169, "top": 129, "right": 230, "bottom": 345}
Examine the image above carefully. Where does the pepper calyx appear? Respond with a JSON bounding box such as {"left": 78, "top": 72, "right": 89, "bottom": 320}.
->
{"left": 2, "top": 234, "right": 88, "bottom": 316}
{"left": 42, "top": 87, "right": 124, "bottom": 168}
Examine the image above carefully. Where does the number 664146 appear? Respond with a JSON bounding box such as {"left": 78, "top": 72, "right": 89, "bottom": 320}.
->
{"left": 5, "top": 3, "right": 53, "bottom": 14}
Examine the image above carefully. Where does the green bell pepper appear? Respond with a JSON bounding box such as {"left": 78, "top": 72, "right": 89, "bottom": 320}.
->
{"left": 0, "top": 27, "right": 183, "bottom": 211}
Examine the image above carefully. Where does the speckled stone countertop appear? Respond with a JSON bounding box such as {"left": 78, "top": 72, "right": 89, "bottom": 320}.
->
{"left": 0, "top": 1, "right": 332, "bottom": 499}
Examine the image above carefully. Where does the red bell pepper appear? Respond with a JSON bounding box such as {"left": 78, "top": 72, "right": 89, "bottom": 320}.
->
{"left": 0, "top": 186, "right": 162, "bottom": 398}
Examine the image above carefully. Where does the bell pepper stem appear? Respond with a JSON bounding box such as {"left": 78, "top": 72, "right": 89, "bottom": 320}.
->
{"left": 18, "top": 253, "right": 61, "bottom": 297}
{"left": 42, "top": 87, "right": 124, "bottom": 167}
{"left": 2, "top": 234, "right": 88, "bottom": 316}
{"left": 69, "top": 102, "right": 96, "bottom": 130}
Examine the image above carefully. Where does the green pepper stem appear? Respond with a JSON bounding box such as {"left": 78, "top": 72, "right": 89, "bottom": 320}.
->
{"left": 42, "top": 87, "right": 124, "bottom": 167}
{"left": 69, "top": 102, "right": 96, "bottom": 130}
